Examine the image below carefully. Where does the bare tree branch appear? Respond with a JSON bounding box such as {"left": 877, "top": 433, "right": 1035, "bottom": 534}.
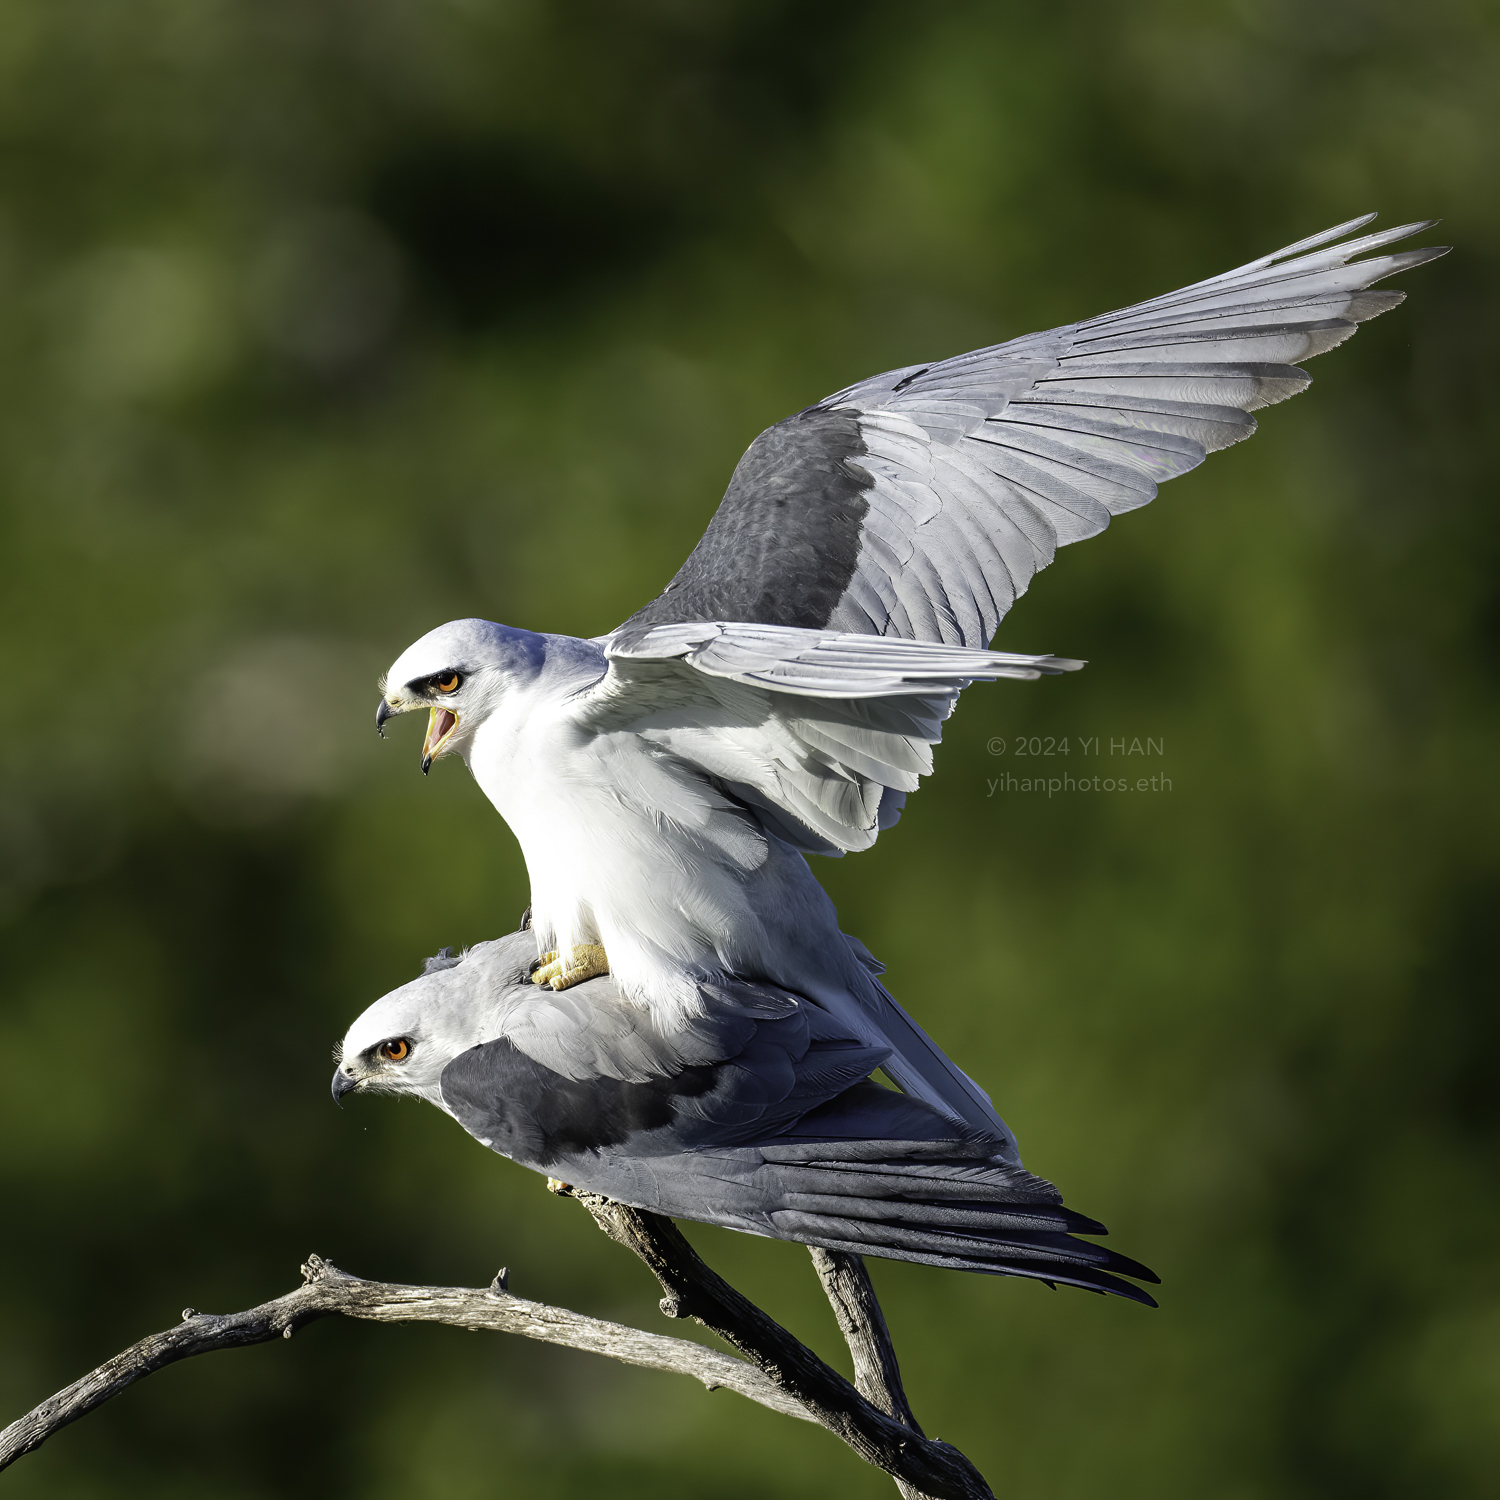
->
{"left": 0, "top": 1254, "right": 807, "bottom": 1473}
{"left": 570, "top": 1191, "right": 993, "bottom": 1500}
{"left": 809, "top": 1248, "right": 923, "bottom": 1432}
{"left": 2, "top": 1196, "right": 994, "bottom": 1500}
{"left": 810, "top": 1248, "right": 934, "bottom": 1500}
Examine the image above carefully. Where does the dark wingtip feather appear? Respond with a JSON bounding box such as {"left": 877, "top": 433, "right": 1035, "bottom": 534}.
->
{"left": 999, "top": 1260, "right": 1158, "bottom": 1307}
{"left": 1101, "top": 1277, "right": 1159, "bottom": 1309}
{"left": 1099, "top": 1248, "right": 1161, "bottom": 1285}
{"left": 1057, "top": 1207, "right": 1109, "bottom": 1236}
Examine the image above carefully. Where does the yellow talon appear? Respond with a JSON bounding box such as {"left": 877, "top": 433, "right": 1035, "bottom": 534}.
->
{"left": 530, "top": 943, "right": 610, "bottom": 991}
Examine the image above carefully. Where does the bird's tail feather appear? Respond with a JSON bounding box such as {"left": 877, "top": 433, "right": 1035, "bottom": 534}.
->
{"left": 759, "top": 1131, "right": 1158, "bottom": 1305}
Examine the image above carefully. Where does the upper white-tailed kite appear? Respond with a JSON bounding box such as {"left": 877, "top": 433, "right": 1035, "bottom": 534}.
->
{"left": 374, "top": 215, "right": 1444, "bottom": 1139}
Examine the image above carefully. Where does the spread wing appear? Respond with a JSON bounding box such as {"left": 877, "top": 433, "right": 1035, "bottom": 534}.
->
{"left": 618, "top": 216, "right": 1447, "bottom": 649}
{"left": 577, "top": 622, "right": 1081, "bottom": 854}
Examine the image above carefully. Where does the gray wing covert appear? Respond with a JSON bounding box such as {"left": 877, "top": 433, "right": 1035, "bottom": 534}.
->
{"left": 580, "top": 624, "right": 1080, "bottom": 853}
{"left": 441, "top": 933, "right": 806, "bottom": 1082}
{"left": 440, "top": 976, "right": 889, "bottom": 1168}
{"left": 501, "top": 971, "right": 803, "bottom": 1083}
{"left": 620, "top": 216, "right": 1446, "bottom": 649}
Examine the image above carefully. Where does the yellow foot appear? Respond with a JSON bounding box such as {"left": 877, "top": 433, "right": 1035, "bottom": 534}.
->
{"left": 530, "top": 943, "right": 610, "bottom": 991}
{"left": 546, "top": 1177, "right": 574, "bottom": 1195}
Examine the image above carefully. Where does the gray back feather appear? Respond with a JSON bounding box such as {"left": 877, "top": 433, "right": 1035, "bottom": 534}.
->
{"left": 436, "top": 933, "right": 804, "bottom": 1083}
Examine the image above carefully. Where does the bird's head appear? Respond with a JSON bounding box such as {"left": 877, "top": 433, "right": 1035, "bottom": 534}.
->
{"left": 332, "top": 989, "right": 450, "bottom": 1105}
{"left": 331, "top": 935, "right": 533, "bottom": 1105}
{"left": 333, "top": 957, "right": 481, "bottom": 1105}
{"left": 375, "top": 618, "right": 544, "bottom": 774}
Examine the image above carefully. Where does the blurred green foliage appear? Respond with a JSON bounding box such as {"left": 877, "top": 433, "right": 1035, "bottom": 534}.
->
{"left": 0, "top": 1, "right": 1495, "bottom": 1496}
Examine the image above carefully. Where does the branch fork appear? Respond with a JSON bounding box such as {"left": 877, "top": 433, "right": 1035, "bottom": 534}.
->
{"left": 1, "top": 1195, "right": 993, "bottom": 1500}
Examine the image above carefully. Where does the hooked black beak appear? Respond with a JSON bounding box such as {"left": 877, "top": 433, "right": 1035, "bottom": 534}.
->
{"left": 375, "top": 699, "right": 394, "bottom": 738}
{"left": 332, "top": 1066, "right": 358, "bottom": 1105}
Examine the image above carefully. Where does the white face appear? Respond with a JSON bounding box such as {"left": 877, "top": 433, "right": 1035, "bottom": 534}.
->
{"left": 377, "top": 618, "right": 540, "bottom": 772}
{"left": 333, "top": 977, "right": 481, "bottom": 1105}
{"left": 332, "top": 937, "right": 534, "bottom": 1106}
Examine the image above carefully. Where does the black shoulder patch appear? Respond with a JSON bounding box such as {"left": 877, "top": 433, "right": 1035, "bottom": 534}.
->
{"left": 622, "top": 405, "right": 873, "bottom": 632}
{"left": 439, "top": 1038, "right": 715, "bottom": 1169}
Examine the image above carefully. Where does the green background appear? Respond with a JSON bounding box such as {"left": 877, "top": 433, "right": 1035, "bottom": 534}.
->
{"left": 1, "top": 2, "right": 1495, "bottom": 1496}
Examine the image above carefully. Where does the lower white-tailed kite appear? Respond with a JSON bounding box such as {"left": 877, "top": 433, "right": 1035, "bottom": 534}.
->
{"left": 334, "top": 933, "right": 1161, "bottom": 1303}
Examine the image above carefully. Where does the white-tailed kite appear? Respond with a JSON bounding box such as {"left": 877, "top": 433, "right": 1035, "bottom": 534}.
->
{"left": 374, "top": 216, "right": 1444, "bottom": 1137}
{"left": 333, "top": 932, "right": 1160, "bottom": 1304}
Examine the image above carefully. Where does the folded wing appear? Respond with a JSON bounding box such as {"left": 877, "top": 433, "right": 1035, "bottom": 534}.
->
{"left": 438, "top": 958, "right": 1159, "bottom": 1302}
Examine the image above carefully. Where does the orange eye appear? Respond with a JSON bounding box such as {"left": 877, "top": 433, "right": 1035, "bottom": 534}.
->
{"left": 381, "top": 1038, "right": 410, "bottom": 1062}
{"left": 436, "top": 672, "right": 461, "bottom": 693}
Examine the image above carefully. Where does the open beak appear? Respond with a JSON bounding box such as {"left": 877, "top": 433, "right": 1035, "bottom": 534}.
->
{"left": 421, "top": 707, "right": 460, "bottom": 775}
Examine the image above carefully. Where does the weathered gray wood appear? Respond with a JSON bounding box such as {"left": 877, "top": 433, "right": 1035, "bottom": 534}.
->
{"left": 0, "top": 1253, "right": 808, "bottom": 1472}
{"left": 809, "top": 1248, "right": 923, "bottom": 1431}
{"left": 573, "top": 1192, "right": 993, "bottom": 1500}
{"left": 809, "top": 1248, "right": 932, "bottom": 1500}
{"left": 2, "top": 1202, "right": 995, "bottom": 1500}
